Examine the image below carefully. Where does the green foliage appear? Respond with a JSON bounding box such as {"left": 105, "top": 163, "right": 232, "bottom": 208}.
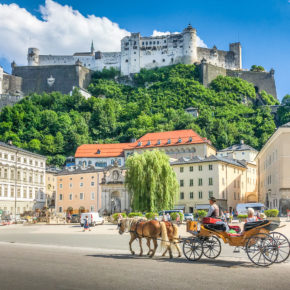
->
{"left": 260, "top": 90, "right": 279, "bottom": 105}
{"left": 128, "top": 212, "right": 143, "bottom": 218}
{"left": 0, "top": 64, "right": 281, "bottom": 165}
{"left": 112, "top": 212, "right": 127, "bottom": 221}
{"left": 237, "top": 214, "right": 248, "bottom": 219}
{"left": 197, "top": 210, "right": 207, "bottom": 218}
{"left": 125, "top": 150, "right": 179, "bottom": 212}
{"left": 277, "top": 95, "right": 290, "bottom": 125}
{"left": 250, "top": 65, "right": 265, "bottom": 72}
{"left": 264, "top": 209, "right": 279, "bottom": 217}
{"left": 145, "top": 212, "right": 158, "bottom": 220}
{"left": 170, "top": 212, "right": 184, "bottom": 221}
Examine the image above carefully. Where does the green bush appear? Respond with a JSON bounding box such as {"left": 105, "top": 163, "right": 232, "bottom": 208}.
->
{"left": 197, "top": 210, "right": 207, "bottom": 218}
{"left": 128, "top": 212, "right": 143, "bottom": 218}
{"left": 237, "top": 214, "right": 248, "bottom": 219}
{"left": 145, "top": 212, "right": 158, "bottom": 220}
{"left": 170, "top": 212, "right": 184, "bottom": 221}
{"left": 112, "top": 212, "right": 127, "bottom": 221}
{"left": 264, "top": 209, "right": 279, "bottom": 217}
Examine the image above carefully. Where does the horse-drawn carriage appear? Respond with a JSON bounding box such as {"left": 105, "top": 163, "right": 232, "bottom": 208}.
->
{"left": 183, "top": 217, "right": 290, "bottom": 266}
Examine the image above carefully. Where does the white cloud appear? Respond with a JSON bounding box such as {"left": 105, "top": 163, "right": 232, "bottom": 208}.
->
{"left": 152, "top": 30, "right": 207, "bottom": 48}
{"left": 0, "top": 0, "right": 130, "bottom": 65}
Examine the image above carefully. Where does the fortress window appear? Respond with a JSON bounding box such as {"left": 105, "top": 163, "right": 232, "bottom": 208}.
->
{"left": 146, "top": 42, "right": 148, "bottom": 45}
{"left": 153, "top": 41, "right": 155, "bottom": 44}
{"left": 157, "top": 41, "right": 159, "bottom": 44}
{"left": 125, "top": 42, "right": 129, "bottom": 46}
{"left": 134, "top": 41, "right": 136, "bottom": 45}
{"left": 164, "top": 40, "right": 166, "bottom": 43}
{"left": 142, "top": 42, "right": 144, "bottom": 45}
{"left": 150, "top": 41, "right": 152, "bottom": 45}
{"left": 153, "top": 60, "right": 156, "bottom": 63}
{"left": 171, "top": 58, "right": 174, "bottom": 62}
{"left": 134, "top": 52, "right": 136, "bottom": 54}
{"left": 125, "top": 59, "right": 128, "bottom": 63}
{"left": 162, "top": 59, "right": 165, "bottom": 62}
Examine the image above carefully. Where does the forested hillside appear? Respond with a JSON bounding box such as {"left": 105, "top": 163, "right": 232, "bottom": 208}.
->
{"left": 0, "top": 64, "right": 288, "bottom": 166}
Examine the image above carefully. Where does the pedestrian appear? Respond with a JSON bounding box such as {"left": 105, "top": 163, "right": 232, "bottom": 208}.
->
{"left": 166, "top": 213, "right": 170, "bottom": 221}
{"left": 83, "top": 215, "right": 91, "bottom": 232}
{"left": 66, "top": 212, "right": 71, "bottom": 223}
{"left": 287, "top": 209, "right": 290, "bottom": 221}
{"left": 226, "top": 211, "right": 230, "bottom": 223}
{"left": 176, "top": 213, "right": 180, "bottom": 225}
{"left": 162, "top": 213, "right": 167, "bottom": 221}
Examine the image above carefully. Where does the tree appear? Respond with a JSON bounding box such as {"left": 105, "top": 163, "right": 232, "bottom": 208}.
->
{"left": 125, "top": 150, "right": 179, "bottom": 212}
{"left": 250, "top": 65, "right": 265, "bottom": 72}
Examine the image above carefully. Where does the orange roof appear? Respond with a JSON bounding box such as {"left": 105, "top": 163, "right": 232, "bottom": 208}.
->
{"left": 75, "top": 143, "right": 131, "bottom": 158}
{"left": 128, "top": 129, "right": 211, "bottom": 149}
{"left": 75, "top": 130, "right": 212, "bottom": 158}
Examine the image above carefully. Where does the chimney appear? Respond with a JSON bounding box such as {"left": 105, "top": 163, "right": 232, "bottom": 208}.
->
{"left": 240, "top": 140, "right": 244, "bottom": 145}
{"left": 8, "top": 140, "right": 13, "bottom": 146}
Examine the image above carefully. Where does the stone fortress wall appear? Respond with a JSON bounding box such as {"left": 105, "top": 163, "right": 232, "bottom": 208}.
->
{"left": 26, "top": 25, "right": 242, "bottom": 76}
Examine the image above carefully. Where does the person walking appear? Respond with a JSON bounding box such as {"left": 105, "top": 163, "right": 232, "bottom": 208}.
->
{"left": 226, "top": 211, "right": 230, "bottom": 223}
{"left": 287, "top": 209, "right": 290, "bottom": 221}
{"left": 83, "top": 215, "right": 91, "bottom": 232}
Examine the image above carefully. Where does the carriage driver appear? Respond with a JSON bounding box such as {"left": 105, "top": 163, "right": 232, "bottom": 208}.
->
{"left": 206, "top": 197, "right": 219, "bottom": 218}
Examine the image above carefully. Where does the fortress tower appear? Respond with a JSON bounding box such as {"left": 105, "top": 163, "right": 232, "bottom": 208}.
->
{"left": 0, "top": 66, "right": 3, "bottom": 94}
{"left": 27, "top": 48, "right": 40, "bottom": 66}
{"left": 182, "top": 24, "right": 197, "bottom": 64}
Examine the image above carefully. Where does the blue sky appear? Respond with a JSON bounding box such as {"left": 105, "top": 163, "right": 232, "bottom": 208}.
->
{"left": 0, "top": 0, "right": 289, "bottom": 100}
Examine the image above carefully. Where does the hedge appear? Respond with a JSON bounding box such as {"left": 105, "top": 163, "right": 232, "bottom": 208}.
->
{"left": 128, "top": 212, "right": 143, "bottom": 218}
{"left": 237, "top": 214, "right": 248, "bottom": 219}
{"left": 197, "top": 210, "right": 207, "bottom": 218}
{"left": 264, "top": 209, "right": 279, "bottom": 217}
{"left": 145, "top": 212, "right": 158, "bottom": 220}
{"left": 170, "top": 212, "right": 184, "bottom": 221}
{"left": 112, "top": 212, "right": 127, "bottom": 221}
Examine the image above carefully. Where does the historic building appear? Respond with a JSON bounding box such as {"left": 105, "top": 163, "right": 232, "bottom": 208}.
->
{"left": 0, "top": 141, "right": 46, "bottom": 215}
{"left": 256, "top": 122, "right": 290, "bottom": 215}
{"left": 171, "top": 155, "right": 258, "bottom": 213}
{"left": 45, "top": 168, "right": 60, "bottom": 210}
{"left": 56, "top": 166, "right": 103, "bottom": 214}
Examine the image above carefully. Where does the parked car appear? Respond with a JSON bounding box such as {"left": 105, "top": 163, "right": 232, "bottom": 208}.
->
{"left": 184, "top": 213, "right": 194, "bottom": 221}
{"left": 80, "top": 212, "right": 104, "bottom": 227}
{"left": 71, "top": 214, "right": 80, "bottom": 223}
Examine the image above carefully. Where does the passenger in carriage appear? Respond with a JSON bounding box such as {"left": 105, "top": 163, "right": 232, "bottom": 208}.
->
{"left": 246, "top": 208, "right": 258, "bottom": 223}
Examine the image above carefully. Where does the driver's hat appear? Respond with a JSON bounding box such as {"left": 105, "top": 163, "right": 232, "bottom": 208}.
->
{"left": 209, "top": 197, "right": 217, "bottom": 202}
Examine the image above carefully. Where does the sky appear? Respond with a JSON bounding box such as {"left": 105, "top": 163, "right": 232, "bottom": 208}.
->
{"left": 0, "top": 0, "right": 289, "bottom": 100}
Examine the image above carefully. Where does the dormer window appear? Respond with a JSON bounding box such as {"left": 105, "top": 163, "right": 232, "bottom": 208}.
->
{"left": 157, "top": 140, "right": 161, "bottom": 145}
{"left": 138, "top": 141, "right": 142, "bottom": 146}
{"left": 147, "top": 141, "right": 151, "bottom": 146}
{"left": 167, "top": 139, "right": 171, "bottom": 144}
{"left": 189, "top": 137, "right": 192, "bottom": 142}
{"left": 97, "top": 149, "right": 101, "bottom": 154}
{"left": 178, "top": 138, "right": 182, "bottom": 143}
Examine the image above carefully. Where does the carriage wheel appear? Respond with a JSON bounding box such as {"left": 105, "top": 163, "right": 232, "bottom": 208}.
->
{"left": 246, "top": 233, "right": 278, "bottom": 267}
{"left": 202, "top": 236, "right": 222, "bottom": 259}
{"left": 183, "top": 238, "right": 203, "bottom": 261}
{"left": 270, "top": 232, "right": 290, "bottom": 263}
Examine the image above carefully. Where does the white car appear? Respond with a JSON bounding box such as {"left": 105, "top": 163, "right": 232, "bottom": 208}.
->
{"left": 80, "top": 212, "right": 104, "bottom": 227}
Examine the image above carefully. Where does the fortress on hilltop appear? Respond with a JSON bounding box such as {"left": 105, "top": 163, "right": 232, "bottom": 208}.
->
{"left": 1, "top": 24, "right": 277, "bottom": 100}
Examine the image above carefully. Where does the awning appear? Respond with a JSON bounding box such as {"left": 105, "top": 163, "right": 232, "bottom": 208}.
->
{"left": 174, "top": 205, "right": 186, "bottom": 210}
{"left": 196, "top": 204, "right": 210, "bottom": 210}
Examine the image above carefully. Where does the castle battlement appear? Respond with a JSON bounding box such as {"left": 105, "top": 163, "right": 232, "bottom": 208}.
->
{"left": 25, "top": 25, "right": 242, "bottom": 75}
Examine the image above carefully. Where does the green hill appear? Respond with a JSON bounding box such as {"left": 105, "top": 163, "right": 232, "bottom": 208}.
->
{"left": 0, "top": 64, "right": 288, "bottom": 166}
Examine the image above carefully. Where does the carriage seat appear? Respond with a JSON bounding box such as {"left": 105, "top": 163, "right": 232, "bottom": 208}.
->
{"left": 229, "top": 225, "right": 241, "bottom": 233}
{"left": 244, "top": 220, "right": 268, "bottom": 231}
{"left": 204, "top": 223, "right": 227, "bottom": 232}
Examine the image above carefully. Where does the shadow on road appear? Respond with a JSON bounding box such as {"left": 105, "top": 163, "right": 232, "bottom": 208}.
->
{"left": 86, "top": 253, "right": 254, "bottom": 268}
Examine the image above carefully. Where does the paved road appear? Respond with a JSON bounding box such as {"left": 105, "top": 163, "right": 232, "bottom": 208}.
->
{"left": 0, "top": 223, "right": 289, "bottom": 290}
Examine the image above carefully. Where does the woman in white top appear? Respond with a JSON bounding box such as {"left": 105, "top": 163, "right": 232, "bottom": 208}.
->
{"left": 246, "top": 208, "right": 258, "bottom": 223}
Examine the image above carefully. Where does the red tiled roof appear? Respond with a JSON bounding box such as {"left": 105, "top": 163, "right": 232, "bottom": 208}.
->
{"left": 75, "top": 130, "right": 212, "bottom": 158}
{"left": 75, "top": 143, "right": 131, "bottom": 158}
{"left": 128, "top": 129, "right": 211, "bottom": 149}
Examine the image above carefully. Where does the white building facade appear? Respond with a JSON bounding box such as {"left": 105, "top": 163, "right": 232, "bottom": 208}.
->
{"left": 0, "top": 142, "right": 46, "bottom": 215}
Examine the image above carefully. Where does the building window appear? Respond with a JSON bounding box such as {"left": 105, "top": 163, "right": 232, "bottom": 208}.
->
{"left": 189, "top": 166, "right": 193, "bottom": 172}
{"left": 4, "top": 187, "right": 8, "bottom": 197}
{"left": 69, "top": 183, "right": 72, "bottom": 188}
{"left": 190, "top": 192, "right": 193, "bottom": 199}
{"left": 60, "top": 184, "right": 63, "bottom": 189}
{"left": 10, "top": 187, "right": 14, "bottom": 198}
{"left": 59, "top": 194, "right": 63, "bottom": 201}
{"left": 209, "top": 178, "right": 213, "bottom": 186}
{"left": 222, "top": 165, "right": 224, "bottom": 171}
{"left": 80, "top": 193, "right": 84, "bottom": 200}
{"left": 80, "top": 183, "right": 83, "bottom": 187}
{"left": 180, "top": 180, "right": 184, "bottom": 187}
{"left": 29, "top": 189, "right": 32, "bottom": 199}
{"left": 17, "top": 189, "right": 20, "bottom": 198}
{"left": 222, "top": 178, "right": 225, "bottom": 185}
{"left": 180, "top": 192, "right": 184, "bottom": 199}
{"left": 190, "top": 179, "right": 194, "bottom": 186}
{"left": 198, "top": 191, "right": 203, "bottom": 199}
{"left": 69, "top": 194, "right": 73, "bottom": 200}
{"left": 208, "top": 191, "right": 213, "bottom": 198}
{"left": 23, "top": 189, "right": 27, "bottom": 198}
{"left": 90, "top": 205, "right": 95, "bottom": 212}
{"left": 234, "top": 180, "right": 236, "bottom": 188}
{"left": 91, "top": 182, "right": 95, "bottom": 186}
{"left": 222, "top": 191, "right": 225, "bottom": 199}
{"left": 209, "top": 164, "right": 213, "bottom": 170}
{"left": 59, "top": 207, "right": 63, "bottom": 213}
{"left": 91, "top": 192, "right": 95, "bottom": 200}
{"left": 198, "top": 165, "right": 202, "bottom": 171}
{"left": 198, "top": 178, "right": 203, "bottom": 186}
{"left": 4, "top": 169, "right": 7, "bottom": 178}
{"left": 180, "top": 167, "right": 184, "bottom": 173}
{"left": 234, "top": 192, "right": 236, "bottom": 200}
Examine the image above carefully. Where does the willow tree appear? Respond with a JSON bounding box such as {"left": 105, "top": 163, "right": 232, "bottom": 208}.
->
{"left": 125, "top": 150, "right": 179, "bottom": 212}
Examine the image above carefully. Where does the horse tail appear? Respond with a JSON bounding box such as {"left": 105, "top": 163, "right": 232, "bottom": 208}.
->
{"left": 160, "top": 222, "right": 170, "bottom": 249}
